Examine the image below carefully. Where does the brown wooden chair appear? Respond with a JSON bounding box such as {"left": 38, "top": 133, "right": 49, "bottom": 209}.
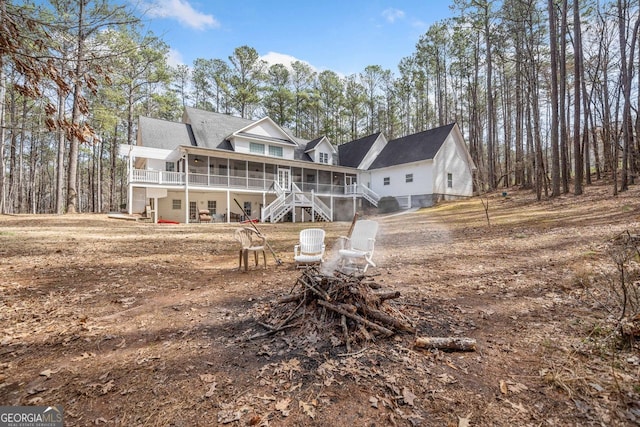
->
{"left": 234, "top": 227, "right": 267, "bottom": 271}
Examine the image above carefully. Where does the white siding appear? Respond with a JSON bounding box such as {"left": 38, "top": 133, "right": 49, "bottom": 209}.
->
{"left": 232, "top": 137, "right": 296, "bottom": 160}
{"left": 310, "top": 139, "right": 336, "bottom": 164}
{"left": 246, "top": 120, "right": 286, "bottom": 138}
{"left": 433, "top": 133, "right": 473, "bottom": 197}
{"left": 369, "top": 161, "right": 433, "bottom": 198}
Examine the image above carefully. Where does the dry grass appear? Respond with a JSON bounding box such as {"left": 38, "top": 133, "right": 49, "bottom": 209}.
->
{"left": 1, "top": 182, "right": 639, "bottom": 426}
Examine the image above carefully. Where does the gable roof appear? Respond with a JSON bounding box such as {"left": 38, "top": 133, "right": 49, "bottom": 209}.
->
{"left": 183, "top": 107, "right": 255, "bottom": 149}
{"left": 338, "top": 132, "right": 382, "bottom": 168}
{"left": 368, "top": 123, "right": 456, "bottom": 169}
{"left": 305, "top": 137, "right": 325, "bottom": 152}
{"left": 232, "top": 116, "right": 297, "bottom": 146}
{"left": 138, "top": 116, "right": 196, "bottom": 149}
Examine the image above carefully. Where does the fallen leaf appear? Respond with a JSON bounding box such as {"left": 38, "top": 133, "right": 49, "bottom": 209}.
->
{"left": 257, "top": 394, "right": 276, "bottom": 401}
{"left": 505, "top": 399, "right": 527, "bottom": 413}
{"left": 71, "top": 352, "right": 95, "bottom": 362}
{"left": 217, "top": 410, "right": 241, "bottom": 424}
{"left": 500, "top": 380, "right": 508, "bottom": 395}
{"left": 458, "top": 413, "right": 471, "bottom": 427}
{"left": 299, "top": 400, "right": 316, "bottom": 419}
{"left": 39, "top": 369, "right": 55, "bottom": 378}
{"left": 204, "top": 382, "right": 217, "bottom": 397}
{"left": 199, "top": 373, "right": 216, "bottom": 383}
{"left": 101, "top": 380, "right": 114, "bottom": 395}
{"left": 402, "top": 387, "right": 417, "bottom": 406}
{"left": 369, "top": 396, "right": 379, "bottom": 408}
{"left": 275, "top": 398, "right": 291, "bottom": 416}
{"left": 507, "top": 381, "right": 528, "bottom": 394}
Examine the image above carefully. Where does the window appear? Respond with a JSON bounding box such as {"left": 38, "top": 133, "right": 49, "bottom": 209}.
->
{"left": 250, "top": 142, "right": 265, "bottom": 154}
{"left": 383, "top": 177, "right": 390, "bottom": 186}
{"left": 319, "top": 152, "right": 329, "bottom": 164}
{"left": 207, "top": 200, "right": 217, "bottom": 214}
{"left": 165, "top": 162, "right": 175, "bottom": 172}
{"left": 269, "top": 145, "right": 283, "bottom": 157}
{"left": 405, "top": 173, "right": 413, "bottom": 183}
{"left": 447, "top": 173, "right": 453, "bottom": 188}
{"left": 243, "top": 201, "right": 252, "bottom": 217}
{"left": 172, "top": 199, "right": 181, "bottom": 210}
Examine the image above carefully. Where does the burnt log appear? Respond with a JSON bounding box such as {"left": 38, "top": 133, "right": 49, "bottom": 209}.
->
{"left": 414, "top": 337, "right": 477, "bottom": 352}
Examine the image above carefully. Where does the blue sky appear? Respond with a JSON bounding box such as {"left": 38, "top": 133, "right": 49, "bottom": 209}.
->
{"left": 132, "top": 0, "right": 454, "bottom": 75}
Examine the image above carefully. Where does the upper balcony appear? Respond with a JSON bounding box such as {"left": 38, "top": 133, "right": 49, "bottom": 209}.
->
{"left": 131, "top": 169, "right": 354, "bottom": 195}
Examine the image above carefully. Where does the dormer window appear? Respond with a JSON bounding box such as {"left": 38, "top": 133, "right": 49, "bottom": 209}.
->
{"left": 250, "top": 142, "right": 265, "bottom": 154}
{"left": 319, "top": 152, "right": 329, "bottom": 164}
{"left": 269, "top": 145, "right": 283, "bottom": 157}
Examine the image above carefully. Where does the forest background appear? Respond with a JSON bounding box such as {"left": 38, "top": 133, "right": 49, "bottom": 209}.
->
{"left": 0, "top": 0, "right": 639, "bottom": 215}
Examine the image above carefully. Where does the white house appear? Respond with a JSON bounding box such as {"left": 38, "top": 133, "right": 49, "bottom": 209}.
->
{"left": 119, "top": 107, "right": 475, "bottom": 223}
{"left": 363, "top": 123, "right": 475, "bottom": 208}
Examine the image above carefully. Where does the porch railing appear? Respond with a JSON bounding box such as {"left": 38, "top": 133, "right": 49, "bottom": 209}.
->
{"left": 132, "top": 169, "right": 184, "bottom": 185}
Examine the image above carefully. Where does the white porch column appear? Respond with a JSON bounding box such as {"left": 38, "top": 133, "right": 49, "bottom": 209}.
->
{"left": 330, "top": 195, "right": 334, "bottom": 222}
{"left": 311, "top": 190, "right": 315, "bottom": 223}
{"left": 153, "top": 197, "right": 158, "bottom": 223}
{"left": 261, "top": 192, "right": 266, "bottom": 222}
{"left": 185, "top": 155, "right": 189, "bottom": 223}
{"left": 226, "top": 190, "right": 231, "bottom": 223}
{"left": 127, "top": 154, "right": 133, "bottom": 215}
{"left": 352, "top": 195, "right": 357, "bottom": 218}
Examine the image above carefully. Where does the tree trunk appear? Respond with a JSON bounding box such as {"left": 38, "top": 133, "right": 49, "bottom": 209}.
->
{"left": 573, "top": 0, "right": 583, "bottom": 195}
{"left": 548, "top": 0, "right": 561, "bottom": 196}
{"left": 560, "top": 0, "right": 570, "bottom": 193}
{"left": 66, "top": 0, "right": 86, "bottom": 214}
{"left": 0, "top": 60, "right": 5, "bottom": 214}
{"left": 56, "top": 90, "right": 66, "bottom": 214}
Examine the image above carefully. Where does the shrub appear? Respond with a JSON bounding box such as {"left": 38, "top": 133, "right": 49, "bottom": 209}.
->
{"left": 378, "top": 196, "right": 400, "bottom": 214}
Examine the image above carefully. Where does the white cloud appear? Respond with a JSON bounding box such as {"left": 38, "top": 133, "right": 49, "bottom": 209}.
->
{"left": 382, "top": 8, "right": 405, "bottom": 23}
{"left": 142, "top": 0, "right": 219, "bottom": 30}
{"left": 260, "top": 52, "right": 318, "bottom": 72}
{"left": 166, "top": 48, "right": 185, "bottom": 67}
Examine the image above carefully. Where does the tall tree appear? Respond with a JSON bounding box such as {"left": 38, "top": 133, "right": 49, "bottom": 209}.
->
{"left": 227, "top": 45, "right": 265, "bottom": 118}
{"left": 360, "top": 65, "right": 384, "bottom": 134}
{"left": 263, "top": 63, "right": 294, "bottom": 127}
{"left": 548, "top": 0, "right": 561, "bottom": 196}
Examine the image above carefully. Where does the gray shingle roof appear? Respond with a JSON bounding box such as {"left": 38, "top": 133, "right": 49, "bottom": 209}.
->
{"left": 138, "top": 108, "right": 327, "bottom": 164}
{"left": 138, "top": 116, "right": 195, "bottom": 149}
{"left": 183, "top": 107, "right": 255, "bottom": 149}
{"left": 338, "top": 132, "right": 381, "bottom": 168}
{"left": 304, "top": 137, "right": 324, "bottom": 152}
{"left": 368, "top": 123, "right": 455, "bottom": 170}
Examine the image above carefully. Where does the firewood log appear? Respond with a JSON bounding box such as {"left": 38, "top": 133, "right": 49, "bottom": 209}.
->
{"left": 414, "top": 337, "right": 477, "bottom": 351}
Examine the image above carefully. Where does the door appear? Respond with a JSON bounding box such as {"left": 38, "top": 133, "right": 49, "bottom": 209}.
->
{"left": 345, "top": 175, "right": 357, "bottom": 194}
{"left": 277, "top": 168, "right": 291, "bottom": 191}
{"left": 189, "top": 201, "right": 197, "bottom": 222}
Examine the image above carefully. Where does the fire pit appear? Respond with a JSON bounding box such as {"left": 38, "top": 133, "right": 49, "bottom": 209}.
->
{"left": 250, "top": 267, "right": 414, "bottom": 353}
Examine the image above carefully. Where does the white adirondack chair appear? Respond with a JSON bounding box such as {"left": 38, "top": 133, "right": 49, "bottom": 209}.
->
{"left": 337, "top": 220, "right": 379, "bottom": 273}
{"left": 294, "top": 228, "right": 326, "bottom": 267}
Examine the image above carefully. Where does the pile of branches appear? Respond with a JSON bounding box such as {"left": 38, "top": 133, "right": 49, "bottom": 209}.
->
{"left": 251, "top": 267, "right": 414, "bottom": 352}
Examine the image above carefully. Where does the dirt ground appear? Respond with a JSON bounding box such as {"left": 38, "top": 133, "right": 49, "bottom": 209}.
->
{"left": 1, "top": 183, "right": 639, "bottom": 426}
